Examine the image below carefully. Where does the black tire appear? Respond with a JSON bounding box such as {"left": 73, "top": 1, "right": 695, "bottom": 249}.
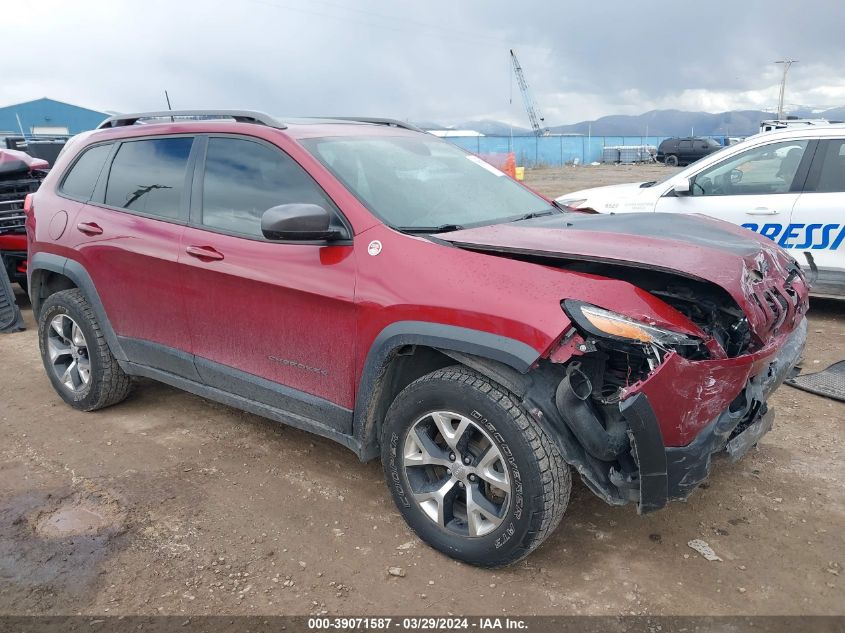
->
{"left": 381, "top": 365, "right": 571, "bottom": 567}
{"left": 38, "top": 288, "right": 131, "bottom": 411}
{"left": 664, "top": 154, "right": 679, "bottom": 167}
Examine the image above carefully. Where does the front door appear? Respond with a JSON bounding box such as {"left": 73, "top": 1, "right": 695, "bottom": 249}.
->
{"left": 656, "top": 138, "right": 813, "bottom": 229}
{"left": 179, "top": 135, "right": 357, "bottom": 427}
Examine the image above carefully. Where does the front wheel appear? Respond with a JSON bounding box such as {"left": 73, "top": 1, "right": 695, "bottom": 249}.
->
{"left": 381, "top": 366, "right": 571, "bottom": 567}
{"left": 664, "top": 154, "right": 679, "bottom": 167}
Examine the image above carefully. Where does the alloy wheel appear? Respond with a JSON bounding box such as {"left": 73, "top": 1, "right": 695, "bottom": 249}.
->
{"left": 402, "top": 411, "right": 511, "bottom": 537}
{"left": 46, "top": 314, "right": 91, "bottom": 391}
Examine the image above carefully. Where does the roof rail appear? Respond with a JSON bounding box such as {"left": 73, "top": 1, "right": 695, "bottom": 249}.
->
{"left": 97, "top": 110, "right": 286, "bottom": 130}
{"left": 330, "top": 117, "right": 425, "bottom": 133}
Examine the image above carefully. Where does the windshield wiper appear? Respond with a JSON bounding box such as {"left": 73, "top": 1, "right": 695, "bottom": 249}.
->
{"left": 396, "top": 224, "right": 464, "bottom": 234}
{"left": 511, "top": 207, "right": 559, "bottom": 222}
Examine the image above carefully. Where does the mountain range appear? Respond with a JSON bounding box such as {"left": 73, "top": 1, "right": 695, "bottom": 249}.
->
{"left": 419, "top": 106, "right": 845, "bottom": 137}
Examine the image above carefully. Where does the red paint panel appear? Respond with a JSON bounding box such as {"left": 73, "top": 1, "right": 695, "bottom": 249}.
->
{"left": 0, "top": 234, "right": 27, "bottom": 250}
{"left": 179, "top": 226, "right": 358, "bottom": 407}
{"left": 73, "top": 204, "right": 191, "bottom": 349}
{"left": 625, "top": 330, "right": 792, "bottom": 447}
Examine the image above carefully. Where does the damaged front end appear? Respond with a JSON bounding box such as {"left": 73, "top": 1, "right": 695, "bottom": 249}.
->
{"left": 521, "top": 272, "right": 808, "bottom": 515}
{"left": 441, "top": 210, "right": 811, "bottom": 513}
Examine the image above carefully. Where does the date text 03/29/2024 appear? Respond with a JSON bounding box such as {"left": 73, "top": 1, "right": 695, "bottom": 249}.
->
{"left": 306, "top": 617, "right": 527, "bottom": 630}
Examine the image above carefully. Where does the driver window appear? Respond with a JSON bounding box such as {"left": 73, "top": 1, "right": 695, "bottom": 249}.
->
{"left": 202, "top": 137, "right": 339, "bottom": 238}
{"left": 691, "top": 140, "right": 809, "bottom": 196}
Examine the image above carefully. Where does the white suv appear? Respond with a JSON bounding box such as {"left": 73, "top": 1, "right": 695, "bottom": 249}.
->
{"left": 557, "top": 126, "right": 845, "bottom": 298}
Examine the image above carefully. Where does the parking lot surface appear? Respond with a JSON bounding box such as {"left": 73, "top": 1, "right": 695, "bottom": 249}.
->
{"left": 1, "top": 165, "right": 843, "bottom": 616}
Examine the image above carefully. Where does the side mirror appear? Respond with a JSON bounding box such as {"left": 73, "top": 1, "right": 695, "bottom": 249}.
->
{"left": 261, "top": 204, "right": 342, "bottom": 241}
{"left": 671, "top": 178, "right": 691, "bottom": 196}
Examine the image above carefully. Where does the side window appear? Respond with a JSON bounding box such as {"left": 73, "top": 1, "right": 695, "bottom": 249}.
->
{"left": 201, "top": 137, "right": 339, "bottom": 238}
{"left": 60, "top": 144, "right": 112, "bottom": 200}
{"left": 104, "top": 137, "right": 193, "bottom": 220}
{"left": 805, "top": 139, "right": 845, "bottom": 193}
{"left": 691, "top": 140, "right": 809, "bottom": 196}
{"left": 679, "top": 140, "right": 692, "bottom": 151}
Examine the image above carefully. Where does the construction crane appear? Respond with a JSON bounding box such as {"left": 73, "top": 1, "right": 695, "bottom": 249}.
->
{"left": 510, "top": 49, "right": 550, "bottom": 136}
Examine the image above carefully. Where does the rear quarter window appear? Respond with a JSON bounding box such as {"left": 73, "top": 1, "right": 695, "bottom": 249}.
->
{"left": 60, "top": 144, "right": 112, "bottom": 200}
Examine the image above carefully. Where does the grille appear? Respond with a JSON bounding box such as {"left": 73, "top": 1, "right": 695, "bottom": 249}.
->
{"left": 0, "top": 177, "right": 41, "bottom": 235}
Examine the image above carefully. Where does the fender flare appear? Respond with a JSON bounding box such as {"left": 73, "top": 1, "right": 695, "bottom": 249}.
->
{"left": 28, "top": 253, "right": 127, "bottom": 362}
{"left": 352, "top": 320, "right": 541, "bottom": 460}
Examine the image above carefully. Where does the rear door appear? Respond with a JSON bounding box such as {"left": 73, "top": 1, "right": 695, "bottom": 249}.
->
{"left": 179, "top": 135, "right": 357, "bottom": 427}
{"left": 789, "top": 137, "right": 845, "bottom": 296}
{"left": 655, "top": 138, "right": 813, "bottom": 227}
{"left": 74, "top": 135, "right": 197, "bottom": 375}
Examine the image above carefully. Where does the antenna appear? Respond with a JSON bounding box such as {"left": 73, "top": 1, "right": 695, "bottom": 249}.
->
{"left": 774, "top": 60, "right": 798, "bottom": 120}
{"left": 164, "top": 90, "right": 174, "bottom": 122}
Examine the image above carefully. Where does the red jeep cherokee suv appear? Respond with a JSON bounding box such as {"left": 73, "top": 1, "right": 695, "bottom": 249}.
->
{"left": 26, "top": 110, "right": 809, "bottom": 566}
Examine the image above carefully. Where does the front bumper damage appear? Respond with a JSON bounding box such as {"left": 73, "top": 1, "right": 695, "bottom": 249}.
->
{"left": 616, "top": 317, "right": 806, "bottom": 513}
{"left": 525, "top": 317, "right": 807, "bottom": 515}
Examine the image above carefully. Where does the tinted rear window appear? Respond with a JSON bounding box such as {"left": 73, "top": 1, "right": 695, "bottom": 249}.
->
{"left": 808, "top": 139, "right": 845, "bottom": 193}
{"left": 61, "top": 144, "right": 112, "bottom": 200}
{"left": 105, "top": 137, "right": 193, "bottom": 220}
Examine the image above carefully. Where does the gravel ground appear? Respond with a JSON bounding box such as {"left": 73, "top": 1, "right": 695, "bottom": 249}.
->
{"left": 0, "top": 164, "right": 842, "bottom": 616}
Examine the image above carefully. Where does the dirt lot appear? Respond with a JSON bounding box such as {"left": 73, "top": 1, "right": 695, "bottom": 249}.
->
{"left": 1, "top": 165, "right": 843, "bottom": 617}
{"left": 525, "top": 162, "right": 680, "bottom": 200}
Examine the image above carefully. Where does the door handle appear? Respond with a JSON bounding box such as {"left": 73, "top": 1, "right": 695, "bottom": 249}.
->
{"left": 745, "top": 207, "right": 779, "bottom": 216}
{"left": 185, "top": 245, "right": 224, "bottom": 261}
{"left": 76, "top": 221, "right": 103, "bottom": 235}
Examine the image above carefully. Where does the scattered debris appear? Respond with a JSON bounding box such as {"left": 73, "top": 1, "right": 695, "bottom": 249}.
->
{"left": 688, "top": 539, "right": 722, "bottom": 561}
{"left": 387, "top": 567, "right": 405, "bottom": 577}
{"left": 396, "top": 541, "right": 416, "bottom": 550}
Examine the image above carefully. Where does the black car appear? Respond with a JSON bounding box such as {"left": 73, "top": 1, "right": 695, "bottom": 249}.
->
{"left": 656, "top": 137, "right": 721, "bottom": 166}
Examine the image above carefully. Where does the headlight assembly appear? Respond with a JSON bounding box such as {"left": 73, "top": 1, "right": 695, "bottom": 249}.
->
{"left": 563, "top": 300, "right": 701, "bottom": 348}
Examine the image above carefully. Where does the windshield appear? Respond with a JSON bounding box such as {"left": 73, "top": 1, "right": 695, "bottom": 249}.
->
{"left": 301, "top": 135, "right": 552, "bottom": 230}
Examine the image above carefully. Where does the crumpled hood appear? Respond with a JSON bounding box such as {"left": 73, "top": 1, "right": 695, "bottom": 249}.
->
{"left": 442, "top": 212, "right": 809, "bottom": 343}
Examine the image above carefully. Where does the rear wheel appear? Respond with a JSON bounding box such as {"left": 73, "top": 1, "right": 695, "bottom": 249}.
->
{"left": 38, "top": 289, "right": 131, "bottom": 411}
{"left": 664, "top": 154, "right": 679, "bottom": 167}
{"left": 381, "top": 366, "right": 571, "bottom": 567}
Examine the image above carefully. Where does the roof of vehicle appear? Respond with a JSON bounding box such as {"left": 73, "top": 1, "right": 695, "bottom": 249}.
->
{"left": 753, "top": 122, "right": 845, "bottom": 139}
{"left": 659, "top": 137, "right": 715, "bottom": 143}
{"left": 93, "top": 110, "right": 426, "bottom": 141}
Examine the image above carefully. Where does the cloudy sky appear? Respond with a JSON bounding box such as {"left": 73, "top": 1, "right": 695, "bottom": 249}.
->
{"left": 4, "top": 0, "right": 844, "bottom": 126}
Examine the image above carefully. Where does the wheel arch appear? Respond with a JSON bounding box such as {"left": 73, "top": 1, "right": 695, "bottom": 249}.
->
{"left": 29, "top": 253, "right": 127, "bottom": 362}
{"left": 352, "top": 321, "right": 540, "bottom": 461}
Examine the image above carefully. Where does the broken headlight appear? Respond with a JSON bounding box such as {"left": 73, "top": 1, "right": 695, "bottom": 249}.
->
{"left": 563, "top": 300, "right": 701, "bottom": 349}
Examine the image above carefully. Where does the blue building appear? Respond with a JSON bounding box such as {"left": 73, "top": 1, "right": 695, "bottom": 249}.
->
{"left": 0, "top": 97, "right": 109, "bottom": 136}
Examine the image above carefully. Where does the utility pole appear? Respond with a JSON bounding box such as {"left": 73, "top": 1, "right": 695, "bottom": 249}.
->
{"left": 775, "top": 60, "right": 797, "bottom": 120}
